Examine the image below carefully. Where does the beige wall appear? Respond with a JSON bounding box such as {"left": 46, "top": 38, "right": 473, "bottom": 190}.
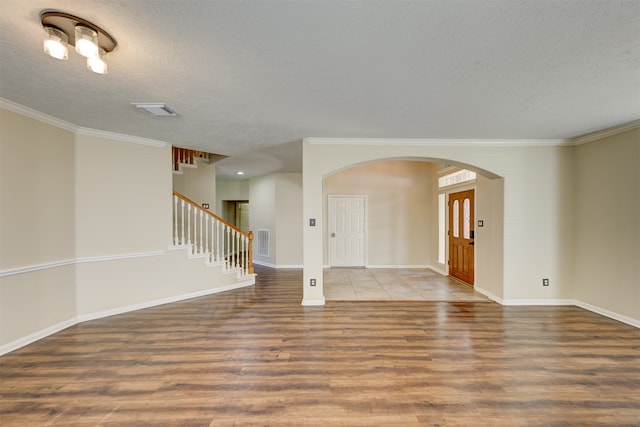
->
{"left": 274, "top": 173, "right": 303, "bottom": 267}
{"left": 216, "top": 179, "right": 250, "bottom": 222}
{"left": 475, "top": 175, "right": 505, "bottom": 300}
{"left": 323, "top": 160, "right": 435, "bottom": 267}
{"left": 0, "top": 108, "right": 77, "bottom": 346}
{"left": 0, "top": 109, "right": 76, "bottom": 269}
{"left": 302, "top": 139, "right": 573, "bottom": 306}
{"left": 75, "top": 134, "right": 172, "bottom": 257}
{"left": 172, "top": 158, "right": 216, "bottom": 210}
{"left": 249, "top": 173, "right": 303, "bottom": 267}
{"left": 249, "top": 175, "right": 277, "bottom": 266}
{"left": 1, "top": 106, "right": 229, "bottom": 353}
{"left": 573, "top": 128, "right": 639, "bottom": 322}
{"left": 0, "top": 109, "right": 76, "bottom": 346}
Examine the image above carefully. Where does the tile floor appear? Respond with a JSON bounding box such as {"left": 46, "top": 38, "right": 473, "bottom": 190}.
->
{"left": 323, "top": 267, "right": 491, "bottom": 302}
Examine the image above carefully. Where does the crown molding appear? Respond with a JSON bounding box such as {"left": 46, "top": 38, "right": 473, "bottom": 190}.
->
{"left": 1, "top": 97, "right": 169, "bottom": 149}
{"left": 76, "top": 127, "right": 169, "bottom": 148}
{"left": 571, "top": 119, "right": 640, "bottom": 145}
{"left": 305, "top": 137, "right": 572, "bottom": 147}
{"left": 1, "top": 97, "right": 78, "bottom": 133}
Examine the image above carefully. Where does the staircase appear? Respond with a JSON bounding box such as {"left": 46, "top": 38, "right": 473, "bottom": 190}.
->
{"left": 172, "top": 190, "right": 254, "bottom": 275}
{"left": 172, "top": 147, "right": 211, "bottom": 173}
{"left": 171, "top": 147, "right": 254, "bottom": 287}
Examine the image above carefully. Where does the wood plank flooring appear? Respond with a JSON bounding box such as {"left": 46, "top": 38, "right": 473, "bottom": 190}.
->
{"left": 1, "top": 266, "right": 639, "bottom": 426}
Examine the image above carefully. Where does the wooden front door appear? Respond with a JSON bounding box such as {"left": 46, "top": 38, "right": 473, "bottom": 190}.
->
{"left": 449, "top": 189, "right": 474, "bottom": 285}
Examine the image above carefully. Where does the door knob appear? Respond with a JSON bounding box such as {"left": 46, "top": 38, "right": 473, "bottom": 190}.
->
{"left": 469, "top": 241, "right": 474, "bottom": 245}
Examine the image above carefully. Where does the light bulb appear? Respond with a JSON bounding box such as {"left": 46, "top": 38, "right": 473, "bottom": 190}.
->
{"left": 75, "top": 25, "right": 99, "bottom": 58}
{"left": 87, "top": 50, "right": 108, "bottom": 74}
{"left": 43, "top": 26, "right": 68, "bottom": 60}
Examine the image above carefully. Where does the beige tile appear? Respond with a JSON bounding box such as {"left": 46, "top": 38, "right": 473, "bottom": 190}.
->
{"left": 323, "top": 267, "right": 490, "bottom": 302}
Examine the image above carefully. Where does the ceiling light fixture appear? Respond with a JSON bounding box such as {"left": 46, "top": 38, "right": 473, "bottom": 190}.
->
{"left": 40, "top": 10, "right": 117, "bottom": 74}
{"left": 237, "top": 171, "right": 245, "bottom": 175}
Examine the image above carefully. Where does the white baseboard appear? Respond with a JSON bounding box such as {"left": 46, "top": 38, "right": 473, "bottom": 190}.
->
{"left": 474, "top": 286, "right": 502, "bottom": 303}
{"left": 252, "top": 260, "right": 302, "bottom": 269}
{"left": 77, "top": 280, "right": 255, "bottom": 323}
{"left": 0, "top": 317, "right": 77, "bottom": 356}
{"left": 301, "top": 298, "right": 326, "bottom": 306}
{"left": 367, "top": 264, "right": 431, "bottom": 269}
{"left": 574, "top": 300, "right": 640, "bottom": 328}
{"left": 501, "top": 299, "right": 575, "bottom": 306}
{"left": 1, "top": 280, "right": 255, "bottom": 356}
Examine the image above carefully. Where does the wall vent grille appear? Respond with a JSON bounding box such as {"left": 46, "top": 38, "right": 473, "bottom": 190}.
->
{"left": 256, "top": 229, "right": 270, "bottom": 257}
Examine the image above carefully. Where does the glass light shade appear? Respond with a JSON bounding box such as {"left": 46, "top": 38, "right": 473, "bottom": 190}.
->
{"left": 43, "top": 26, "right": 68, "bottom": 60}
{"left": 87, "top": 50, "right": 108, "bottom": 74}
{"left": 75, "top": 25, "right": 99, "bottom": 58}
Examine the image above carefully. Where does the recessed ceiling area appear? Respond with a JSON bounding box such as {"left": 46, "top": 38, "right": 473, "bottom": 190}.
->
{"left": 1, "top": 0, "right": 638, "bottom": 179}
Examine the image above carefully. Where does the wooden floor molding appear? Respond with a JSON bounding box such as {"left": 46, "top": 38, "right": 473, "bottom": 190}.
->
{"left": 1, "top": 266, "right": 638, "bottom": 426}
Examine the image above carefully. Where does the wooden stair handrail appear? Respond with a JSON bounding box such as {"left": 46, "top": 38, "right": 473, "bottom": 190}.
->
{"left": 173, "top": 190, "right": 253, "bottom": 274}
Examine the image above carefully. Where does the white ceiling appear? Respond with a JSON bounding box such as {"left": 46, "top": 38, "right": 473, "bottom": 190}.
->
{"left": 1, "top": 0, "right": 639, "bottom": 179}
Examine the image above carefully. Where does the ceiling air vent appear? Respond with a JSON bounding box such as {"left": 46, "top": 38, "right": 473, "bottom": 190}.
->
{"left": 131, "top": 103, "right": 179, "bottom": 116}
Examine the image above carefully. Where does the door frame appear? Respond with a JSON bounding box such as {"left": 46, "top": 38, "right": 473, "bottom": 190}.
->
{"left": 328, "top": 195, "right": 368, "bottom": 267}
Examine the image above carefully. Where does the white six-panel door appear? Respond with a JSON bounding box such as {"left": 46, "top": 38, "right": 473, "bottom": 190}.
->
{"left": 328, "top": 196, "right": 367, "bottom": 267}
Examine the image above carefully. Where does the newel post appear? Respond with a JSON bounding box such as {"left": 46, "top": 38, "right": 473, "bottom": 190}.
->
{"left": 248, "top": 231, "right": 254, "bottom": 274}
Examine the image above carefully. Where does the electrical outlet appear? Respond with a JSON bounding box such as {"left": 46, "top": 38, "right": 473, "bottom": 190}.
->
{"left": 543, "top": 278, "right": 549, "bottom": 286}
{"left": 310, "top": 279, "right": 316, "bottom": 287}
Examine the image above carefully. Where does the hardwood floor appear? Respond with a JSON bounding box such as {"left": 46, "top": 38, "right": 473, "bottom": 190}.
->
{"left": 1, "top": 266, "right": 639, "bottom": 426}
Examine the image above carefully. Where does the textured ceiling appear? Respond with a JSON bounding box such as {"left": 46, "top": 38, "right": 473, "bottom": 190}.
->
{"left": 1, "top": 0, "right": 639, "bottom": 179}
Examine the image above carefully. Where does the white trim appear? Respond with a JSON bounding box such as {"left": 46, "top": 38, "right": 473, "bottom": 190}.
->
{"left": 0, "top": 259, "right": 76, "bottom": 277}
{"left": 76, "top": 251, "right": 166, "bottom": 264}
{"left": 1, "top": 98, "right": 78, "bottom": 132}
{"left": 574, "top": 300, "right": 640, "bottom": 328}
{"left": 301, "top": 298, "right": 326, "bottom": 306}
{"left": 474, "top": 287, "right": 503, "bottom": 304}
{"left": 571, "top": 119, "right": 640, "bottom": 145}
{"left": 501, "top": 299, "right": 575, "bottom": 306}
{"left": 76, "top": 127, "right": 169, "bottom": 148}
{"left": 367, "top": 265, "right": 431, "bottom": 269}
{"left": 429, "top": 265, "right": 448, "bottom": 276}
{"left": 0, "top": 317, "right": 77, "bottom": 356}
{"left": 306, "top": 137, "right": 572, "bottom": 147}
{"left": 252, "top": 259, "right": 275, "bottom": 268}
{"left": 0, "top": 251, "right": 166, "bottom": 277}
{"left": 252, "top": 260, "right": 302, "bottom": 269}
{"left": 1, "top": 98, "right": 169, "bottom": 148}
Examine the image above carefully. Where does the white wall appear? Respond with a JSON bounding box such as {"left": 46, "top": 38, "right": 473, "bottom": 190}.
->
{"left": 0, "top": 108, "right": 77, "bottom": 347}
{"left": 573, "top": 128, "right": 639, "bottom": 323}
{"left": 323, "top": 160, "right": 435, "bottom": 267}
{"left": 302, "top": 139, "right": 573, "bottom": 306}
